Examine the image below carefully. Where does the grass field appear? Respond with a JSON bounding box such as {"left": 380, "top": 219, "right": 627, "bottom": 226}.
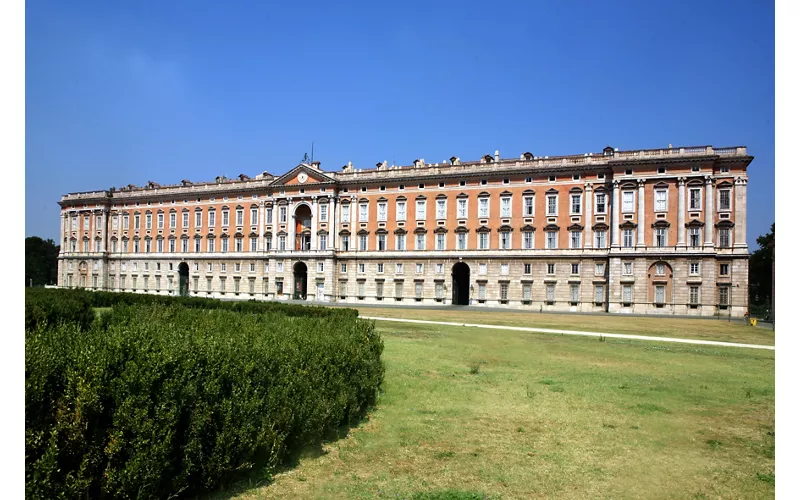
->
{"left": 220, "top": 314, "right": 775, "bottom": 500}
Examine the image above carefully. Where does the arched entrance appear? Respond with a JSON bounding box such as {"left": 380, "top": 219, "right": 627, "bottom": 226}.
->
{"left": 294, "top": 204, "right": 312, "bottom": 251}
{"left": 293, "top": 261, "right": 308, "bottom": 299}
{"left": 452, "top": 262, "right": 470, "bottom": 305}
{"left": 178, "top": 262, "right": 189, "bottom": 296}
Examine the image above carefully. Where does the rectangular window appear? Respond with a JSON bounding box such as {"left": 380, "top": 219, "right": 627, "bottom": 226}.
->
{"left": 720, "top": 263, "right": 729, "bottom": 276}
{"left": 479, "top": 232, "right": 489, "bottom": 250}
{"left": 181, "top": 238, "right": 189, "bottom": 253}
{"left": 570, "top": 232, "right": 581, "bottom": 249}
{"left": 546, "top": 232, "right": 557, "bottom": 249}
{"left": 571, "top": 263, "right": 579, "bottom": 275}
{"left": 235, "top": 237, "right": 243, "bottom": 252}
{"left": 276, "top": 280, "right": 284, "bottom": 295}
{"left": 340, "top": 235, "right": 349, "bottom": 251}
{"left": 250, "top": 238, "right": 257, "bottom": 252}
{"left": 547, "top": 263, "right": 555, "bottom": 274}
{"left": 435, "top": 282, "right": 443, "bottom": 299}
{"left": 84, "top": 216, "right": 90, "bottom": 230}
{"left": 170, "top": 213, "right": 177, "bottom": 228}
{"left": 436, "top": 199, "right": 446, "bottom": 219}
{"left": 396, "top": 201, "right": 406, "bottom": 221}
{"left": 595, "top": 285, "right": 604, "bottom": 303}
{"left": 276, "top": 261, "right": 284, "bottom": 272}
{"left": 169, "top": 239, "right": 176, "bottom": 252}
{"left": 339, "top": 204, "right": 349, "bottom": 223}
{"left": 183, "top": 212, "right": 189, "bottom": 228}
{"left": 220, "top": 211, "right": 228, "bottom": 227}
{"left": 689, "top": 188, "right": 702, "bottom": 210}
{"left": 500, "top": 263, "right": 509, "bottom": 275}
{"left": 377, "top": 202, "right": 387, "bottom": 222}
{"left": 317, "top": 262, "right": 324, "bottom": 273}
{"left": 623, "top": 229, "right": 634, "bottom": 248}
{"left": 194, "top": 211, "right": 201, "bottom": 228}
{"left": 478, "top": 283, "right": 486, "bottom": 301}
{"left": 655, "top": 263, "right": 665, "bottom": 276}
{"left": 719, "top": 228, "right": 731, "bottom": 248}
{"left": 377, "top": 233, "right": 386, "bottom": 251}
{"left": 134, "top": 214, "right": 140, "bottom": 229}
{"left": 622, "top": 285, "right": 632, "bottom": 304}
{"left": 251, "top": 208, "right": 258, "bottom": 225}
{"left": 457, "top": 199, "right": 467, "bottom": 218}
{"left": 111, "top": 216, "right": 118, "bottom": 230}
{"left": 655, "top": 285, "right": 665, "bottom": 305}
{"left": 595, "top": 193, "right": 606, "bottom": 214}
{"left": 546, "top": 284, "right": 555, "bottom": 302}
{"left": 395, "top": 234, "right": 405, "bottom": 251}
{"left": 359, "top": 203, "right": 369, "bottom": 221}
{"left": 522, "top": 283, "right": 532, "bottom": 300}
{"left": 719, "top": 189, "right": 731, "bottom": 211}
{"left": 436, "top": 233, "right": 445, "bottom": 250}
{"left": 623, "top": 262, "right": 633, "bottom": 275}
{"left": 500, "top": 197, "right": 511, "bottom": 217}
{"left": 547, "top": 195, "right": 557, "bottom": 216}
{"left": 396, "top": 263, "right": 403, "bottom": 274}
{"left": 571, "top": 194, "right": 582, "bottom": 214}
{"left": 457, "top": 232, "right": 467, "bottom": 250}
{"left": 208, "top": 211, "right": 216, "bottom": 227}
{"left": 689, "top": 286, "right": 699, "bottom": 305}
{"left": 416, "top": 263, "right": 423, "bottom": 274}
{"left": 689, "top": 228, "right": 701, "bottom": 247}
{"left": 144, "top": 213, "right": 152, "bottom": 230}
{"left": 595, "top": 230, "right": 606, "bottom": 248}
{"left": 523, "top": 196, "right": 534, "bottom": 216}
{"left": 622, "top": 191, "right": 634, "bottom": 212}
{"left": 376, "top": 281, "right": 384, "bottom": 298}
{"left": 376, "top": 263, "right": 384, "bottom": 274}
{"left": 319, "top": 234, "right": 328, "bottom": 250}
{"left": 416, "top": 200, "right": 426, "bottom": 220}
{"left": 358, "top": 281, "right": 366, "bottom": 298}
{"left": 123, "top": 214, "right": 130, "bottom": 229}
{"left": 479, "top": 263, "right": 487, "bottom": 275}
{"left": 570, "top": 284, "right": 580, "bottom": 303}
{"left": 478, "top": 198, "right": 489, "bottom": 218}
{"left": 359, "top": 234, "right": 368, "bottom": 251}
{"left": 415, "top": 233, "right": 426, "bottom": 250}
{"left": 500, "top": 283, "right": 509, "bottom": 301}
{"left": 655, "top": 228, "right": 667, "bottom": 247}
{"left": 278, "top": 235, "right": 286, "bottom": 250}
{"left": 436, "top": 263, "right": 444, "bottom": 274}
{"left": 523, "top": 231, "right": 533, "bottom": 249}
{"left": 220, "top": 238, "right": 228, "bottom": 253}
{"left": 280, "top": 206, "right": 287, "bottom": 223}
{"left": 690, "top": 262, "right": 700, "bottom": 275}
{"left": 395, "top": 281, "right": 403, "bottom": 299}
{"left": 595, "top": 263, "right": 604, "bottom": 275}
{"left": 524, "top": 263, "right": 532, "bottom": 274}
{"left": 500, "top": 232, "right": 511, "bottom": 249}
{"left": 655, "top": 189, "right": 667, "bottom": 212}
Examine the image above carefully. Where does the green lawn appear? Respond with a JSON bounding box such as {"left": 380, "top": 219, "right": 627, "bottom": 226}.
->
{"left": 222, "top": 316, "right": 775, "bottom": 499}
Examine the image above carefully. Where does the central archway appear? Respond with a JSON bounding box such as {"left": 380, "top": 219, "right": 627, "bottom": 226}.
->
{"left": 452, "top": 262, "right": 470, "bottom": 305}
{"left": 178, "top": 262, "right": 189, "bottom": 296}
{"left": 294, "top": 204, "right": 312, "bottom": 251}
{"left": 293, "top": 261, "right": 308, "bottom": 299}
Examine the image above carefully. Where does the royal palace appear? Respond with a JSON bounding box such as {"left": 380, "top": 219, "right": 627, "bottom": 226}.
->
{"left": 57, "top": 144, "right": 752, "bottom": 316}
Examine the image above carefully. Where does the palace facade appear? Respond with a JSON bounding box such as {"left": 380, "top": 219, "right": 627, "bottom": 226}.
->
{"left": 57, "top": 144, "right": 752, "bottom": 316}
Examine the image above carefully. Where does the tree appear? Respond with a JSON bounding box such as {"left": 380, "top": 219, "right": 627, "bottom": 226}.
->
{"left": 748, "top": 223, "right": 774, "bottom": 312}
{"left": 25, "top": 236, "right": 60, "bottom": 286}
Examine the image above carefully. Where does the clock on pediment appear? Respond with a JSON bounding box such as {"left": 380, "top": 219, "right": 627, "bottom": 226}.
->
{"left": 298, "top": 172, "right": 308, "bottom": 184}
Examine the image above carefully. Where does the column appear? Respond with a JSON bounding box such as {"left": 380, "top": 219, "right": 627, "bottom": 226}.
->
{"left": 259, "top": 202, "right": 266, "bottom": 252}
{"left": 100, "top": 210, "right": 107, "bottom": 252}
{"left": 584, "top": 183, "right": 593, "bottom": 248}
{"left": 288, "top": 199, "right": 295, "bottom": 251}
{"left": 704, "top": 176, "right": 714, "bottom": 247}
{"left": 637, "top": 179, "right": 645, "bottom": 247}
{"left": 331, "top": 197, "right": 338, "bottom": 250}
{"left": 611, "top": 181, "right": 620, "bottom": 247}
{"left": 677, "top": 177, "right": 686, "bottom": 247}
{"left": 270, "top": 200, "right": 278, "bottom": 251}
{"left": 60, "top": 215, "right": 66, "bottom": 254}
{"left": 310, "top": 197, "right": 318, "bottom": 251}
{"left": 734, "top": 177, "right": 748, "bottom": 247}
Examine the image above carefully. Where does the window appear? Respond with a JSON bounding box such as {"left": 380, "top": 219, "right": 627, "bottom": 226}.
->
{"left": 340, "top": 263, "right": 347, "bottom": 273}
{"left": 480, "top": 179, "right": 488, "bottom": 186}
{"left": 111, "top": 216, "right": 118, "bottom": 230}
{"left": 595, "top": 263, "right": 604, "bottom": 275}
{"left": 548, "top": 175, "right": 556, "bottom": 182}
{"left": 377, "top": 202, "right": 387, "bottom": 221}
{"left": 719, "top": 189, "right": 731, "bottom": 211}
{"left": 156, "top": 213, "right": 164, "bottom": 229}
{"left": 416, "top": 200, "right": 426, "bottom": 220}
{"left": 478, "top": 283, "right": 486, "bottom": 301}
{"left": 623, "top": 229, "right": 634, "bottom": 248}
{"left": 457, "top": 199, "right": 467, "bottom": 218}
{"left": 622, "top": 191, "right": 634, "bottom": 212}
{"left": 500, "top": 231, "right": 511, "bottom": 249}
{"left": 523, "top": 196, "right": 534, "bottom": 216}
{"left": 457, "top": 232, "right": 467, "bottom": 250}
{"left": 719, "top": 228, "right": 731, "bottom": 248}
{"left": 655, "top": 263, "right": 665, "bottom": 275}
{"left": 276, "top": 280, "right": 284, "bottom": 295}
{"left": 181, "top": 212, "right": 188, "bottom": 228}
{"left": 377, "top": 263, "right": 384, "bottom": 273}
{"left": 278, "top": 235, "right": 286, "bottom": 250}
{"left": 416, "top": 263, "right": 423, "bottom": 274}
{"left": 479, "top": 232, "right": 489, "bottom": 250}
{"left": 570, "top": 231, "right": 581, "bottom": 249}
{"left": 523, "top": 231, "right": 533, "bottom": 249}
{"left": 524, "top": 263, "right": 532, "bottom": 274}
{"left": 690, "top": 262, "right": 700, "bottom": 275}
{"left": 500, "top": 197, "right": 511, "bottom": 217}
{"left": 478, "top": 198, "right": 489, "bottom": 218}
{"left": 418, "top": 183, "right": 425, "bottom": 189}
{"left": 143, "top": 213, "right": 151, "bottom": 230}
{"left": 249, "top": 262, "right": 255, "bottom": 273}
{"left": 657, "top": 167, "right": 666, "bottom": 174}
{"left": 266, "top": 207, "right": 273, "bottom": 223}
{"left": 546, "top": 232, "right": 557, "bottom": 249}
{"left": 571, "top": 263, "right": 579, "bottom": 275}
{"left": 208, "top": 211, "right": 216, "bottom": 227}
{"left": 169, "top": 239, "right": 176, "bottom": 253}
{"left": 547, "top": 263, "right": 555, "bottom": 275}
{"left": 479, "top": 263, "right": 487, "bottom": 275}
{"left": 279, "top": 206, "right": 287, "bottom": 223}
{"left": 622, "top": 285, "right": 632, "bottom": 304}
{"left": 625, "top": 169, "right": 633, "bottom": 176}
{"left": 570, "top": 284, "right": 580, "bottom": 303}
{"left": 317, "top": 262, "right": 324, "bottom": 273}
{"left": 435, "top": 282, "right": 444, "bottom": 299}
{"left": 396, "top": 263, "right": 403, "bottom": 274}
{"left": 124, "top": 214, "right": 130, "bottom": 229}
{"left": 250, "top": 238, "right": 257, "bottom": 252}
{"left": 221, "top": 238, "right": 228, "bottom": 253}
{"left": 84, "top": 216, "right": 90, "bottom": 230}
{"left": 415, "top": 282, "right": 423, "bottom": 300}
{"left": 720, "top": 263, "right": 729, "bottom": 276}
{"left": 500, "top": 283, "right": 509, "bottom": 302}
{"left": 395, "top": 281, "right": 403, "bottom": 299}
{"left": 134, "top": 214, "right": 140, "bottom": 229}
{"left": 655, "top": 228, "right": 667, "bottom": 247}
{"left": 251, "top": 208, "right": 258, "bottom": 225}
{"left": 340, "top": 235, "right": 349, "bottom": 251}
{"left": 235, "top": 263, "right": 241, "bottom": 272}
{"left": 595, "top": 230, "right": 606, "bottom": 248}
{"left": 547, "top": 195, "right": 557, "bottom": 215}
{"left": 654, "top": 285, "right": 666, "bottom": 305}
{"left": 377, "top": 281, "right": 384, "bottom": 298}
{"left": 359, "top": 203, "right": 369, "bottom": 221}
{"left": 395, "top": 234, "right": 405, "bottom": 251}
{"left": 359, "top": 234, "right": 368, "bottom": 251}
{"left": 546, "top": 284, "right": 555, "bottom": 302}
{"left": 436, "top": 263, "right": 443, "bottom": 274}
{"left": 689, "top": 228, "right": 701, "bottom": 247}
{"left": 500, "top": 263, "right": 509, "bottom": 275}
{"left": 689, "top": 188, "right": 702, "bottom": 210}
{"left": 377, "top": 233, "right": 386, "bottom": 251}
{"left": 655, "top": 189, "right": 667, "bottom": 212}
{"left": 181, "top": 238, "right": 189, "bottom": 253}
{"left": 221, "top": 263, "right": 227, "bottom": 272}
{"left": 170, "top": 213, "right": 177, "bottom": 228}
{"left": 319, "top": 204, "right": 328, "bottom": 222}
{"left": 689, "top": 286, "right": 699, "bottom": 305}
{"left": 571, "top": 194, "right": 582, "bottom": 214}
{"left": 623, "top": 262, "right": 633, "bottom": 275}
{"left": 232, "top": 237, "right": 241, "bottom": 252}
{"left": 396, "top": 201, "right": 406, "bottom": 221}
{"left": 415, "top": 233, "right": 426, "bottom": 250}
{"left": 523, "top": 284, "right": 532, "bottom": 301}
{"left": 595, "top": 193, "right": 606, "bottom": 214}
{"left": 436, "top": 199, "right": 446, "bottom": 219}
{"left": 341, "top": 204, "right": 350, "bottom": 223}
{"left": 436, "top": 233, "right": 445, "bottom": 250}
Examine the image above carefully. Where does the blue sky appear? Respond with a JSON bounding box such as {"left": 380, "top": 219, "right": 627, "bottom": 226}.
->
{"left": 25, "top": 0, "right": 775, "bottom": 248}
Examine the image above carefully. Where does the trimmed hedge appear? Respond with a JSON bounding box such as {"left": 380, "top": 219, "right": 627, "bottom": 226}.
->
{"left": 25, "top": 287, "right": 96, "bottom": 331}
{"left": 26, "top": 301, "right": 383, "bottom": 498}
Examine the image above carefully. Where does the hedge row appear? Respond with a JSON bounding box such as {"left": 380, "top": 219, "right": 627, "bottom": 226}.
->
{"left": 25, "top": 287, "right": 95, "bottom": 331}
{"left": 26, "top": 303, "right": 384, "bottom": 499}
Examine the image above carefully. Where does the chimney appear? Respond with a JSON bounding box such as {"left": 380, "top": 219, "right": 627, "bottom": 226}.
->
{"left": 494, "top": 150, "right": 500, "bottom": 162}
{"left": 311, "top": 161, "right": 321, "bottom": 170}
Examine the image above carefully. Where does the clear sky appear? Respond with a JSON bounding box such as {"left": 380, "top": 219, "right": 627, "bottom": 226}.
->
{"left": 25, "top": 0, "right": 775, "bottom": 248}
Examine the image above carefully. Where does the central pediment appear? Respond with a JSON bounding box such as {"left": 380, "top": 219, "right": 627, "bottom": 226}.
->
{"left": 270, "top": 164, "right": 336, "bottom": 187}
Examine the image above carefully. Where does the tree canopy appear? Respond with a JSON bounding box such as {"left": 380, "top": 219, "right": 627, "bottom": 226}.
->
{"left": 748, "top": 223, "right": 774, "bottom": 309}
{"left": 25, "top": 236, "right": 60, "bottom": 286}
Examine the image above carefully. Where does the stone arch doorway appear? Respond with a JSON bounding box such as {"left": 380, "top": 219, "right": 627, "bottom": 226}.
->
{"left": 294, "top": 204, "right": 312, "bottom": 251}
{"left": 178, "top": 262, "right": 189, "bottom": 296}
{"left": 293, "top": 261, "right": 308, "bottom": 299}
{"left": 452, "top": 262, "right": 470, "bottom": 305}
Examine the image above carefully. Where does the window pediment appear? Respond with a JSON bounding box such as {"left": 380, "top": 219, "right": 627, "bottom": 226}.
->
{"left": 544, "top": 224, "right": 560, "bottom": 232}
{"left": 520, "top": 224, "right": 535, "bottom": 232}
{"left": 619, "top": 221, "right": 638, "bottom": 229}
{"left": 685, "top": 219, "right": 705, "bottom": 228}
{"left": 592, "top": 222, "right": 609, "bottom": 231}
{"left": 568, "top": 223, "right": 584, "bottom": 231}
{"left": 394, "top": 228, "right": 407, "bottom": 235}
{"left": 714, "top": 220, "right": 735, "bottom": 228}
{"left": 652, "top": 220, "right": 671, "bottom": 228}
{"left": 476, "top": 225, "right": 491, "bottom": 233}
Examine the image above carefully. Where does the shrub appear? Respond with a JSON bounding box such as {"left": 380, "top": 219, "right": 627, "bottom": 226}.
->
{"left": 26, "top": 303, "right": 383, "bottom": 498}
{"left": 25, "top": 287, "right": 95, "bottom": 331}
